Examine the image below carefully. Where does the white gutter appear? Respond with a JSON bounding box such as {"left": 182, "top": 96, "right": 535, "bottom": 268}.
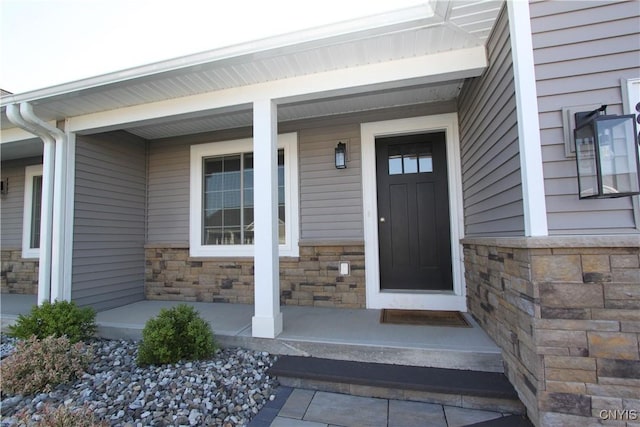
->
{"left": 5, "top": 102, "right": 67, "bottom": 305}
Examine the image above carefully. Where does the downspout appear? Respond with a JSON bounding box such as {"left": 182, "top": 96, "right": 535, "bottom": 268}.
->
{"left": 20, "top": 103, "right": 68, "bottom": 303}
{"left": 6, "top": 103, "right": 56, "bottom": 305}
{"left": 7, "top": 102, "right": 66, "bottom": 304}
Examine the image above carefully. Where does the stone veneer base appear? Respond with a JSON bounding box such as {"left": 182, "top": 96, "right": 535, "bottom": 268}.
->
{"left": 1, "top": 249, "right": 38, "bottom": 294}
{"left": 463, "top": 235, "right": 640, "bottom": 427}
{"left": 145, "top": 242, "right": 366, "bottom": 308}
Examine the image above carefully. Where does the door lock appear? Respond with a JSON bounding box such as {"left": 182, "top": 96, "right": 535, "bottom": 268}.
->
{"left": 379, "top": 217, "right": 386, "bottom": 223}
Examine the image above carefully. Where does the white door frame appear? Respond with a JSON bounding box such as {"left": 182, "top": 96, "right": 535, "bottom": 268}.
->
{"left": 360, "top": 113, "right": 466, "bottom": 311}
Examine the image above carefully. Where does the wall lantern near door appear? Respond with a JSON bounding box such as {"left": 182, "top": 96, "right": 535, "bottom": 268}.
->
{"left": 573, "top": 105, "right": 640, "bottom": 199}
{"left": 335, "top": 141, "right": 347, "bottom": 169}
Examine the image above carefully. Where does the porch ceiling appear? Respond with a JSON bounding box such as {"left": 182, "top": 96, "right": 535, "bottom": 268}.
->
{"left": 125, "top": 81, "right": 463, "bottom": 140}
{"left": 0, "top": 1, "right": 502, "bottom": 139}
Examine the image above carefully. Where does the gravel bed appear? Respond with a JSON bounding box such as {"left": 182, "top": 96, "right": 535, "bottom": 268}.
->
{"left": 0, "top": 335, "right": 278, "bottom": 426}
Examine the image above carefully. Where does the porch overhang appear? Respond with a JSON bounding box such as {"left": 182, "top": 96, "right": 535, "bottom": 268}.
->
{"left": 1, "top": 0, "right": 502, "bottom": 142}
{"left": 64, "top": 47, "right": 486, "bottom": 136}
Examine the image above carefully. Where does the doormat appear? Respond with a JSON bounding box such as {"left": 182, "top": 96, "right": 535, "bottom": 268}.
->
{"left": 380, "top": 309, "right": 471, "bottom": 327}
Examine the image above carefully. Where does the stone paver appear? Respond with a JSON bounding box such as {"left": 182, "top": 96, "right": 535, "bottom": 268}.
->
{"left": 389, "top": 400, "right": 448, "bottom": 427}
{"left": 304, "top": 391, "right": 388, "bottom": 427}
{"left": 259, "top": 388, "right": 517, "bottom": 427}
{"left": 271, "top": 417, "right": 328, "bottom": 427}
{"left": 278, "top": 388, "right": 315, "bottom": 419}
{"left": 443, "top": 406, "right": 504, "bottom": 427}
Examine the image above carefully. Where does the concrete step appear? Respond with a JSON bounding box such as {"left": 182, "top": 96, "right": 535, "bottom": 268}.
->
{"left": 220, "top": 334, "right": 505, "bottom": 373}
{"left": 269, "top": 356, "right": 526, "bottom": 415}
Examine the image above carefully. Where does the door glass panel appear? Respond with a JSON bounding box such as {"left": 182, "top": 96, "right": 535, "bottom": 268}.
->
{"left": 389, "top": 155, "right": 403, "bottom": 175}
{"left": 388, "top": 145, "right": 403, "bottom": 175}
{"left": 403, "top": 155, "right": 418, "bottom": 174}
{"left": 419, "top": 153, "right": 433, "bottom": 173}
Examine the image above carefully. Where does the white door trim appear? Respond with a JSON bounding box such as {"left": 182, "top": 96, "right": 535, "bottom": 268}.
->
{"left": 360, "top": 114, "right": 466, "bottom": 311}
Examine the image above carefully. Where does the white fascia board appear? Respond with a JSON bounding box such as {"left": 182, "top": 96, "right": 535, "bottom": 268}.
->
{"left": 67, "top": 46, "right": 487, "bottom": 133}
{"left": 1, "top": 124, "right": 56, "bottom": 143}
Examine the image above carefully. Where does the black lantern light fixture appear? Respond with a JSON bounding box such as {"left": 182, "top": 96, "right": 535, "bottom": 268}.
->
{"left": 335, "top": 141, "right": 347, "bottom": 169}
{"left": 573, "top": 105, "right": 640, "bottom": 199}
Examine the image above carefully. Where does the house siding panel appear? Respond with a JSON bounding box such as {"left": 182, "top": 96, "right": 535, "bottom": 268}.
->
{"left": 298, "top": 124, "right": 363, "bottom": 240}
{"left": 0, "top": 157, "right": 42, "bottom": 248}
{"left": 531, "top": 0, "right": 640, "bottom": 234}
{"left": 458, "top": 5, "right": 524, "bottom": 237}
{"left": 72, "top": 132, "right": 146, "bottom": 310}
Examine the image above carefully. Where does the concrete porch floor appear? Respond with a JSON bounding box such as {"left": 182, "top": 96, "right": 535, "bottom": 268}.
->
{"left": 0, "top": 294, "right": 503, "bottom": 372}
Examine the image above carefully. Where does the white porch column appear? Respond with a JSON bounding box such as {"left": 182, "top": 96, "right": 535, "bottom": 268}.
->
{"left": 508, "top": 0, "right": 549, "bottom": 237}
{"left": 50, "top": 128, "right": 67, "bottom": 302}
{"left": 251, "top": 98, "right": 283, "bottom": 338}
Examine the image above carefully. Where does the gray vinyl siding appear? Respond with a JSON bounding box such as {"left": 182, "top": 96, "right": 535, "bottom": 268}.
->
{"left": 146, "top": 128, "right": 252, "bottom": 244}
{"left": 146, "top": 103, "right": 456, "bottom": 244}
{"left": 458, "top": 5, "right": 525, "bottom": 237}
{"left": 298, "top": 124, "right": 362, "bottom": 240}
{"left": 146, "top": 139, "right": 191, "bottom": 244}
{"left": 531, "top": 0, "right": 640, "bottom": 234}
{"left": 0, "top": 157, "right": 42, "bottom": 248}
{"left": 72, "top": 132, "right": 146, "bottom": 311}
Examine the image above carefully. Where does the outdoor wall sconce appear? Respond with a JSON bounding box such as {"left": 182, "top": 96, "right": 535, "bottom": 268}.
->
{"left": 335, "top": 141, "right": 347, "bottom": 169}
{"left": 0, "top": 178, "right": 7, "bottom": 196}
{"left": 574, "top": 105, "right": 640, "bottom": 199}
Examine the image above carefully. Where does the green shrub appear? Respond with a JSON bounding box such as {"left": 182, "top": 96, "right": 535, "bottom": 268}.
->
{"left": 137, "top": 304, "right": 217, "bottom": 366}
{"left": 17, "top": 403, "right": 108, "bottom": 427}
{"left": 1, "top": 335, "right": 92, "bottom": 396}
{"left": 8, "top": 300, "right": 96, "bottom": 343}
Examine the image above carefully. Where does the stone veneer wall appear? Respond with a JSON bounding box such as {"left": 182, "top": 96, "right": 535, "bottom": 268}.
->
{"left": 1, "top": 249, "right": 38, "bottom": 294}
{"left": 463, "top": 236, "right": 640, "bottom": 427}
{"left": 145, "top": 243, "right": 366, "bottom": 308}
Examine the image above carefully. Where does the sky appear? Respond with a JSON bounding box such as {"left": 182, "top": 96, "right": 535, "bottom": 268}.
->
{"left": 0, "top": 0, "right": 423, "bottom": 94}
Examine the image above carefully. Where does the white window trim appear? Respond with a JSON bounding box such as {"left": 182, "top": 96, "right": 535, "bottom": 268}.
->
{"left": 22, "top": 164, "right": 43, "bottom": 259}
{"left": 189, "top": 133, "right": 299, "bottom": 257}
{"left": 361, "top": 114, "right": 466, "bottom": 311}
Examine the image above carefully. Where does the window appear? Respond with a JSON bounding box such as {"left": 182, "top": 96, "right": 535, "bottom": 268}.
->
{"left": 190, "top": 133, "right": 299, "bottom": 257}
{"left": 22, "top": 164, "right": 43, "bottom": 259}
{"left": 388, "top": 144, "right": 433, "bottom": 175}
{"left": 202, "top": 150, "right": 285, "bottom": 245}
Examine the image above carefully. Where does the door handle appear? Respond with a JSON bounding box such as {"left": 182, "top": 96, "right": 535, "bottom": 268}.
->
{"left": 379, "top": 217, "right": 386, "bottom": 223}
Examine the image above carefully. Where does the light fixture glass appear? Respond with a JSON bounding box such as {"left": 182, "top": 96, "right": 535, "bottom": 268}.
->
{"left": 574, "top": 105, "right": 640, "bottom": 199}
{"left": 335, "top": 141, "right": 347, "bottom": 169}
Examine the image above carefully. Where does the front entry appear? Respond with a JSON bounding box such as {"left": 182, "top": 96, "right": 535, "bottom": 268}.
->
{"left": 375, "top": 133, "right": 453, "bottom": 291}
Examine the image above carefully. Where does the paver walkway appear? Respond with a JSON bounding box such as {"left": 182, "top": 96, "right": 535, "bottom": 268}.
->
{"left": 249, "top": 387, "right": 523, "bottom": 427}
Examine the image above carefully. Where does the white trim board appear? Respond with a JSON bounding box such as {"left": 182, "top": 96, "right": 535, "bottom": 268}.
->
{"left": 622, "top": 77, "right": 640, "bottom": 231}
{"left": 360, "top": 114, "right": 466, "bottom": 311}
{"left": 507, "top": 0, "right": 548, "bottom": 237}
